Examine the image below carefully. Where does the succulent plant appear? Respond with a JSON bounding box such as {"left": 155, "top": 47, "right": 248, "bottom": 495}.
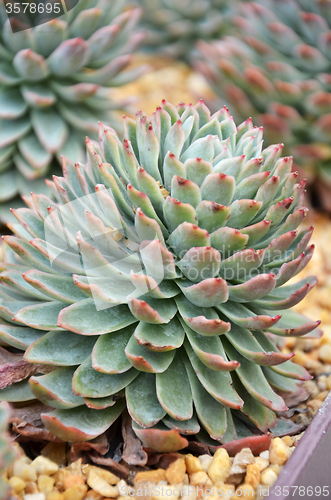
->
{"left": 196, "top": 0, "right": 331, "bottom": 199}
{"left": 0, "top": 403, "right": 15, "bottom": 497}
{"left": 135, "top": 0, "right": 232, "bottom": 60}
{"left": 0, "top": 100, "right": 320, "bottom": 452}
{"left": 0, "top": 0, "right": 147, "bottom": 211}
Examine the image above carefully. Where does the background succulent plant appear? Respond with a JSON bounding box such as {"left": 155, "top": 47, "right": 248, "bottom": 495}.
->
{"left": 0, "top": 100, "right": 320, "bottom": 452}
{"left": 0, "top": 0, "right": 147, "bottom": 216}
{"left": 196, "top": 0, "right": 331, "bottom": 203}
{"left": 134, "top": 0, "right": 232, "bottom": 61}
{"left": 0, "top": 403, "right": 15, "bottom": 497}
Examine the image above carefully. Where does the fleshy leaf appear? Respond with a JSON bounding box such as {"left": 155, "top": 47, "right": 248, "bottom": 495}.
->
{"left": 42, "top": 400, "right": 125, "bottom": 442}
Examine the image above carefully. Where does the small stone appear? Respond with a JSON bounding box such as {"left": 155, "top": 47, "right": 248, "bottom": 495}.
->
{"left": 281, "top": 436, "right": 292, "bottom": 447}
{"left": 62, "top": 485, "right": 88, "bottom": 500}
{"left": 326, "top": 374, "right": 331, "bottom": 390}
{"left": 151, "top": 484, "right": 181, "bottom": 500}
{"left": 180, "top": 484, "right": 197, "bottom": 500}
{"left": 38, "top": 474, "right": 55, "bottom": 494}
{"left": 87, "top": 469, "right": 119, "bottom": 498}
{"left": 41, "top": 443, "right": 67, "bottom": 467}
{"left": 25, "top": 482, "right": 39, "bottom": 494}
{"left": 54, "top": 469, "right": 72, "bottom": 491}
{"left": 228, "top": 448, "right": 255, "bottom": 478}
{"left": 259, "top": 451, "right": 269, "bottom": 460}
{"left": 293, "top": 349, "right": 307, "bottom": 367}
{"left": 245, "top": 463, "right": 260, "bottom": 490}
{"left": 254, "top": 458, "right": 269, "bottom": 473}
{"left": 31, "top": 456, "right": 59, "bottom": 476}
{"left": 316, "top": 390, "right": 329, "bottom": 401}
{"left": 189, "top": 471, "right": 212, "bottom": 488}
{"left": 63, "top": 474, "right": 86, "bottom": 490}
{"left": 207, "top": 449, "right": 232, "bottom": 484}
{"left": 269, "top": 438, "right": 291, "bottom": 466}
{"left": 8, "top": 476, "right": 26, "bottom": 493}
{"left": 319, "top": 344, "right": 331, "bottom": 363}
{"left": 213, "top": 484, "right": 236, "bottom": 498}
{"left": 13, "top": 458, "right": 37, "bottom": 482}
{"left": 67, "top": 460, "right": 84, "bottom": 478}
{"left": 47, "top": 491, "right": 64, "bottom": 500}
{"left": 165, "top": 458, "right": 186, "bottom": 485}
{"left": 185, "top": 455, "right": 203, "bottom": 475}
{"left": 198, "top": 455, "right": 213, "bottom": 472}
{"left": 260, "top": 466, "right": 280, "bottom": 487}
{"left": 307, "top": 399, "right": 323, "bottom": 417}
{"left": 23, "top": 494, "right": 46, "bottom": 500}
{"left": 231, "top": 483, "right": 255, "bottom": 499}
{"left": 134, "top": 469, "right": 166, "bottom": 484}
{"left": 85, "top": 491, "right": 104, "bottom": 500}
{"left": 118, "top": 479, "right": 135, "bottom": 497}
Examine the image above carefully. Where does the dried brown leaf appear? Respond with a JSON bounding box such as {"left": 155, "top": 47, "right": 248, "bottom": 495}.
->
{"left": 122, "top": 413, "right": 148, "bottom": 466}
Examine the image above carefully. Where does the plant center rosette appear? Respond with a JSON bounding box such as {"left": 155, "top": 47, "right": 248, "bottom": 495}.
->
{"left": 0, "top": 100, "right": 321, "bottom": 452}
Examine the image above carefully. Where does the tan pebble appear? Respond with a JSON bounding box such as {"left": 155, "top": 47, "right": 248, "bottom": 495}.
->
{"left": 62, "top": 475, "right": 85, "bottom": 490}
{"left": 31, "top": 456, "right": 59, "bottom": 476}
{"left": 316, "top": 391, "right": 329, "bottom": 402}
{"left": 259, "top": 451, "right": 269, "bottom": 460}
{"left": 211, "top": 484, "right": 235, "bottom": 498}
{"left": 13, "top": 458, "right": 37, "bottom": 482}
{"left": 25, "top": 482, "right": 39, "bottom": 495}
{"left": 8, "top": 476, "right": 26, "bottom": 493}
{"left": 189, "top": 471, "right": 212, "bottom": 487}
{"left": 231, "top": 483, "right": 255, "bottom": 499}
{"left": 54, "top": 470, "right": 71, "bottom": 491}
{"left": 84, "top": 490, "right": 104, "bottom": 500}
{"left": 207, "top": 449, "right": 232, "bottom": 484}
{"left": 134, "top": 469, "right": 165, "bottom": 484}
{"left": 117, "top": 479, "right": 134, "bottom": 497}
{"left": 293, "top": 349, "right": 307, "bottom": 367}
{"left": 260, "top": 466, "right": 280, "bottom": 487}
{"left": 304, "top": 380, "right": 319, "bottom": 398}
{"left": 38, "top": 475, "right": 55, "bottom": 494}
{"left": 183, "top": 474, "right": 189, "bottom": 485}
{"left": 197, "top": 455, "right": 213, "bottom": 472}
{"left": 165, "top": 458, "right": 186, "bottom": 485}
{"left": 269, "top": 438, "right": 291, "bottom": 466}
{"left": 228, "top": 448, "right": 255, "bottom": 476}
{"left": 41, "top": 443, "right": 67, "bottom": 467}
{"left": 180, "top": 484, "right": 197, "bottom": 500}
{"left": 151, "top": 484, "right": 181, "bottom": 500}
{"left": 320, "top": 328, "right": 331, "bottom": 346}
{"left": 281, "top": 436, "right": 292, "bottom": 447}
{"left": 185, "top": 455, "right": 203, "bottom": 475}
{"left": 254, "top": 457, "right": 269, "bottom": 474}
{"left": 23, "top": 494, "right": 46, "bottom": 500}
{"left": 46, "top": 491, "right": 64, "bottom": 500}
{"left": 62, "top": 485, "right": 87, "bottom": 500}
{"left": 319, "top": 344, "right": 331, "bottom": 363}
{"left": 66, "top": 460, "right": 83, "bottom": 478}
{"left": 134, "top": 481, "right": 158, "bottom": 499}
{"left": 87, "top": 469, "right": 118, "bottom": 498}
{"left": 245, "top": 463, "right": 260, "bottom": 490}
{"left": 307, "top": 399, "right": 323, "bottom": 416}
{"left": 326, "top": 374, "right": 331, "bottom": 390}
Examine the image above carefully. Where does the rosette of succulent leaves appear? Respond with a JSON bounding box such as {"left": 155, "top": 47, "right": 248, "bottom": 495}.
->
{"left": 196, "top": 0, "right": 331, "bottom": 207}
{"left": 135, "top": 0, "right": 234, "bottom": 61}
{"left": 0, "top": 100, "right": 320, "bottom": 452}
{"left": 0, "top": 0, "right": 147, "bottom": 218}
